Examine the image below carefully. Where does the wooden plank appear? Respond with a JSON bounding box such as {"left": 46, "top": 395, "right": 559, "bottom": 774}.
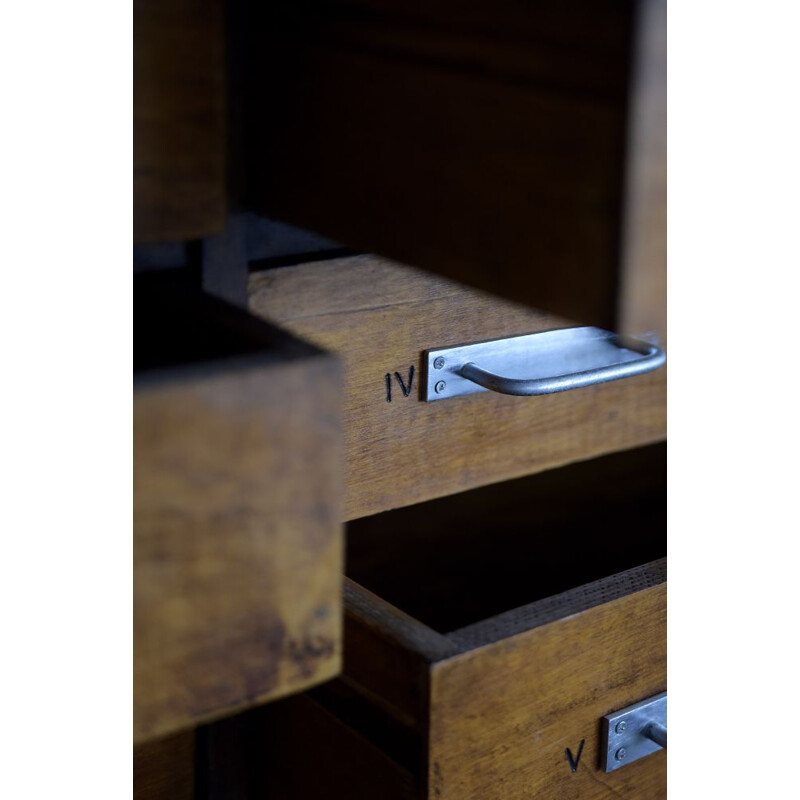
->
{"left": 245, "top": 1, "right": 635, "bottom": 327}
{"left": 134, "top": 0, "right": 226, "bottom": 242}
{"left": 133, "top": 730, "right": 195, "bottom": 800}
{"left": 249, "top": 255, "right": 667, "bottom": 520}
{"left": 134, "top": 278, "right": 343, "bottom": 742}
{"left": 342, "top": 580, "right": 456, "bottom": 730}
{"left": 429, "top": 582, "right": 667, "bottom": 800}
{"left": 618, "top": 0, "right": 667, "bottom": 345}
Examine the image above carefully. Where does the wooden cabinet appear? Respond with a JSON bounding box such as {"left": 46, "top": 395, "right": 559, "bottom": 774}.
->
{"left": 134, "top": 276, "right": 343, "bottom": 742}
{"left": 133, "top": 1, "right": 666, "bottom": 795}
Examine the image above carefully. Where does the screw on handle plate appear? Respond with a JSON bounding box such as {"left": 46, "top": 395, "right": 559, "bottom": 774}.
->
{"left": 601, "top": 691, "right": 666, "bottom": 773}
{"left": 424, "top": 327, "right": 666, "bottom": 402}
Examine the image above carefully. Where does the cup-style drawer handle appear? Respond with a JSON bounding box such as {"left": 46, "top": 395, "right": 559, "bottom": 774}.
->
{"left": 424, "top": 327, "right": 666, "bottom": 401}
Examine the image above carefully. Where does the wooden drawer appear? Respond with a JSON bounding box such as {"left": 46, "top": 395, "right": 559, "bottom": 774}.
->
{"left": 249, "top": 255, "right": 666, "bottom": 521}
{"left": 238, "top": 444, "right": 666, "bottom": 799}
{"left": 134, "top": 275, "right": 343, "bottom": 743}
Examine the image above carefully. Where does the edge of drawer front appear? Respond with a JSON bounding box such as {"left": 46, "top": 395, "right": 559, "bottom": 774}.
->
{"left": 249, "top": 255, "right": 667, "bottom": 521}
{"left": 342, "top": 580, "right": 457, "bottom": 731}
{"left": 134, "top": 289, "right": 344, "bottom": 743}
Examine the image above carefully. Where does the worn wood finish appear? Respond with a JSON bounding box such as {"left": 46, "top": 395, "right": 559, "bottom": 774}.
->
{"left": 133, "top": 0, "right": 226, "bottom": 242}
{"left": 245, "top": 1, "right": 635, "bottom": 327}
{"left": 429, "top": 582, "right": 666, "bottom": 800}
{"left": 245, "top": 568, "right": 666, "bottom": 800}
{"left": 134, "top": 279, "right": 343, "bottom": 743}
{"left": 618, "top": 0, "right": 667, "bottom": 345}
{"left": 249, "top": 255, "right": 667, "bottom": 520}
{"left": 133, "top": 730, "right": 195, "bottom": 800}
{"left": 220, "top": 448, "right": 665, "bottom": 798}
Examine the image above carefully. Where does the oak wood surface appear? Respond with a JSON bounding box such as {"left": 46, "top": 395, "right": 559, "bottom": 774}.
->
{"left": 134, "top": 281, "right": 343, "bottom": 743}
{"left": 245, "top": 0, "right": 635, "bottom": 327}
{"left": 240, "top": 563, "right": 666, "bottom": 800}
{"left": 232, "top": 442, "right": 666, "bottom": 799}
{"left": 134, "top": 0, "right": 226, "bottom": 242}
{"left": 429, "top": 581, "right": 666, "bottom": 800}
{"left": 249, "top": 255, "right": 667, "bottom": 521}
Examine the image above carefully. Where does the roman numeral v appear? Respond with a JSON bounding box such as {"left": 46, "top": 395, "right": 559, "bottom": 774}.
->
{"left": 565, "top": 739, "right": 585, "bottom": 773}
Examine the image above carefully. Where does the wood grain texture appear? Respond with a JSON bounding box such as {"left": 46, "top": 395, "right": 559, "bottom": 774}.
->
{"left": 249, "top": 255, "right": 666, "bottom": 520}
{"left": 134, "top": 0, "right": 226, "bottom": 242}
{"left": 429, "top": 582, "right": 666, "bottom": 800}
{"left": 341, "top": 580, "right": 457, "bottom": 732}
{"left": 134, "top": 285, "right": 343, "bottom": 743}
{"left": 240, "top": 562, "right": 666, "bottom": 799}
{"left": 245, "top": 0, "right": 635, "bottom": 327}
{"left": 236, "top": 445, "right": 666, "bottom": 798}
{"left": 133, "top": 730, "right": 195, "bottom": 800}
{"left": 618, "top": 0, "right": 667, "bottom": 346}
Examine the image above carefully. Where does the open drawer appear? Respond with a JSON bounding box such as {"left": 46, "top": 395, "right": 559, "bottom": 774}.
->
{"left": 242, "top": 443, "right": 666, "bottom": 800}
{"left": 249, "top": 255, "right": 666, "bottom": 521}
{"left": 134, "top": 274, "right": 343, "bottom": 743}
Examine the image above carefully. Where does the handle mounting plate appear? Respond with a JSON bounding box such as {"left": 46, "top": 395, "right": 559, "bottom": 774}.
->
{"left": 601, "top": 691, "right": 667, "bottom": 772}
{"left": 423, "top": 327, "right": 664, "bottom": 401}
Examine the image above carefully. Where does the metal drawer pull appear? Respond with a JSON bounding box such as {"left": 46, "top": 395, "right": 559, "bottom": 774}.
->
{"left": 601, "top": 691, "right": 667, "bottom": 772}
{"left": 424, "top": 327, "right": 666, "bottom": 401}
{"left": 643, "top": 721, "right": 668, "bottom": 749}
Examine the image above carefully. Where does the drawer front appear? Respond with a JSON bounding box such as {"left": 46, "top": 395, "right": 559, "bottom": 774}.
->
{"left": 134, "top": 280, "right": 343, "bottom": 742}
{"left": 430, "top": 582, "right": 666, "bottom": 800}
{"left": 249, "top": 255, "right": 666, "bottom": 520}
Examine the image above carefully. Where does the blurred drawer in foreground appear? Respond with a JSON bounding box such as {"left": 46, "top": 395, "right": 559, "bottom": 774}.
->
{"left": 247, "top": 444, "right": 666, "bottom": 800}
{"left": 134, "top": 276, "right": 343, "bottom": 743}
{"left": 249, "top": 255, "right": 666, "bottom": 520}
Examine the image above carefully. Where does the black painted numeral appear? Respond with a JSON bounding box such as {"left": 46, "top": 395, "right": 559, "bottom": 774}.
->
{"left": 565, "top": 739, "right": 585, "bottom": 773}
{"left": 385, "top": 366, "right": 415, "bottom": 402}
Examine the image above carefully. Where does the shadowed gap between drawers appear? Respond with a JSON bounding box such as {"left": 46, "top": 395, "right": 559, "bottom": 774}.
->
{"left": 346, "top": 442, "right": 666, "bottom": 633}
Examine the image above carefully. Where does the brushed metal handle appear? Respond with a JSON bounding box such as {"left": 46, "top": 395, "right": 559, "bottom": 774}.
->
{"left": 459, "top": 338, "right": 664, "bottom": 396}
{"left": 424, "top": 328, "right": 666, "bottom": 401}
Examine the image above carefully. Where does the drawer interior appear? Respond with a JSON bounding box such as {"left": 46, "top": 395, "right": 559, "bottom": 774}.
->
{"left": 347, "top": 442, "right": 666, "bottom": 634}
